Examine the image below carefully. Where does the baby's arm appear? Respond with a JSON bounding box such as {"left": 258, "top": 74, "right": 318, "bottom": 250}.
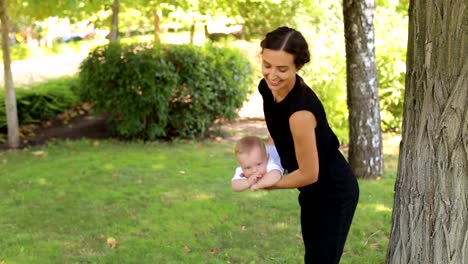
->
{"left": 232, "top": 175, "right": 259, "bottom": 192}
{"left": 250, "top": 169, "right": 282, "bottom": 191}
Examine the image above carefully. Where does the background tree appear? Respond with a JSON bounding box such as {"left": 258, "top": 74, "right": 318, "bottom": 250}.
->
{"left": 108, "top": 0, "right": 120, "bottom": 43}
{"left": 386, "top": 0, "right": 467, "bottom": 263}
{"left": 0, "top": 0, "right": 19, "bottom": 148}
{"left": 343, "top": 0, "right": 383, "bottom": 179}
{"left": 231, "top": 0, "right": 302, "bottom": 40}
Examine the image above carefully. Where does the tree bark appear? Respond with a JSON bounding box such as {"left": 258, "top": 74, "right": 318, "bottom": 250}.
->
{"left": 386, "top": 1, "right": 468, "bottom": 263}
{"left": 108, "top": 0, "right": 119, "bottom": 43}
{"left": 0, "top": 0, "right": 19, "bottom": 148}
{"left": 190, "top": 20, "right": 195, "bottom": 44}
{"left": 153, "top": 3, "right": 161, "bottom": 43}
{"left": 343, "top": 0, "right": 383, "bottom": 179}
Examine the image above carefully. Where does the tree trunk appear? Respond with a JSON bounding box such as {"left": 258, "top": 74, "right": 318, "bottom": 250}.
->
{"left": 108, "top": 0, "right": 119, "bottom": 43}
{"left": 343, "top": 0, "right": 383, "bottom": 179}
{"left": 153, "top": 4, "right": 161, "bottom": 43}
{"left": 0, "top": 0, "right": 19, "bottom": 148}
{"left": 189, "top": 20, "right": 195, "bottom": 44}
{"left": 386, "top": 1, "right": 468, "bottom": 263}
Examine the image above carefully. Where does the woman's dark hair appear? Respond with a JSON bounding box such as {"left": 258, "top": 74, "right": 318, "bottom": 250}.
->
{"left": 260, "top": 26, "right": 310, "bottom": 69}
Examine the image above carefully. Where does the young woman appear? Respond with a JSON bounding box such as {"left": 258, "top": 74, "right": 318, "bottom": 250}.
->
{"left": 258, "top": 26, "right": 359, "bottom": 263}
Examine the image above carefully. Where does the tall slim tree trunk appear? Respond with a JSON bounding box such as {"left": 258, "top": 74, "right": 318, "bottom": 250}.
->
{"left": 189, "top": 20, "right": 195, "bottom": 44}
{"left": 153, "top": 4, "right": 161, "bottom": 43}
{"left": 108, "top": 0, "right": 119, "bottom": 43}
{"left": 343, "top": 0, "right": 383, "bottom": 179}
{"left": 386, "top": 1, "right": 468, "bottom": 263}
{"left": 0, "top": 0, "right": 19, "bottom": 148}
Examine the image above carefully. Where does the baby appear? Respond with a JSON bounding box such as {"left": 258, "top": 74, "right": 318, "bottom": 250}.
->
{"left": 231, "top": 136, "right": 283, "bottom": 191}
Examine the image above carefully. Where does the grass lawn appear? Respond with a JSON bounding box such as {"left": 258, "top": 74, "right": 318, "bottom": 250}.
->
{"left": 0, "top": 137, "right": 398, "bottom": 263}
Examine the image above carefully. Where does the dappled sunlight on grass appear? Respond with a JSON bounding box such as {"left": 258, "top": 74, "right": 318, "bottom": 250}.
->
{"left": 193, "top": 193, "right": 215, "bottom": 201}
{"left": 246, "top": 191, "right": 270, "bottom": 199}
{"left": 159, "top": 190, "right": 216, "bottom": 205}
{"left": 0, "top": 139, "right": 396, "bottom": 263}
{"left": 36, "top": 178, "right": 50, "bottom": 186}
{"left": 355, "top": 202, "right": 391, "bottom": 217}
{"left": 103, "top": 163, "right": 115, "bottom": 171}
{"left": 151, "top": 163, "right": 166, "bottom": 171}
{"left": 273, "top": 222, "right": 291, "bottom": 230}
{"left": 372, "top": 203, "right": 392, "bottom": 212}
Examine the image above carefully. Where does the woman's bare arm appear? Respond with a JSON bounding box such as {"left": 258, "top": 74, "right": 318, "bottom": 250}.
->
{"left": 271, "top": 110, "right": 319, "bottom": 189}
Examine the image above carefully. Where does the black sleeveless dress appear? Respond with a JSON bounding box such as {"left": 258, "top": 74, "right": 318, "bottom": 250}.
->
{"left": 259, "top": 75, "right": 359, "bottom": 264}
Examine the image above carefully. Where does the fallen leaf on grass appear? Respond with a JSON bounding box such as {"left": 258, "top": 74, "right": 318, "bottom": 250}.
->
{"left": 184, "top": 245, "right": 192, "bottom": 253}
{"left": 82, "top": 102, "right": 93, "bottom": 111}
{"left": 208, "top": 248, "right": 219, "bottom": 255}
{"left": 295, "top": 232, "right": 303, "bottom": 240}
{"left": 31, "top": 150, "right": 47, "bottom": 157}
{"left": 63, "top": 241, "right": 74, "bottom": 247}
{"left": 107, "top": 237, "right": 118, "bottom": 248}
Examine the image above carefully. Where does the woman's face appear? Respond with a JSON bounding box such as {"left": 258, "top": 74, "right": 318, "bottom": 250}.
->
{"left": 261, "top": 48, "right": 298, "bottom": 93}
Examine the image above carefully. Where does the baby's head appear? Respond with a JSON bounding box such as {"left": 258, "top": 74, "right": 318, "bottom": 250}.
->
{"left": 235, "top": 136, "right": 269, "bottom": 178}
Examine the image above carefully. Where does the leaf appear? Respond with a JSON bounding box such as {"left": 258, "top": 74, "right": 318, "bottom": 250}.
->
{"left": 31, "top": 150, "right": 47, "bottom": 157}
{"left": 106, "top": 237, "right": 118, "bottom": 248}
{"left": 295, "top": 232, "right": 303, "bottom": 240}
{"left": 208, "top": 248, "right": 218, "bottom": 255}
{"left": 184, "top": 245, "right": 192, "bottom": 253}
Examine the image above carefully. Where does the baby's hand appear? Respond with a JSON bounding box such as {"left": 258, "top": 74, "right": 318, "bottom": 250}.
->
{"left": 250, "top": 184, "right": 260, "bottom": 192}
{"left": 247, "top": 175, "right": 259, "bottom": 185}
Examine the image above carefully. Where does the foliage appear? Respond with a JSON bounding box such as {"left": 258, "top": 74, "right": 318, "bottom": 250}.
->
{"left": 375, "top": 3, "right": 408, "bottom": 132}
{"left": 232, "top": 0, "right": 303, "bottom": 40}
{"left": 164, "top": 43, "right": 253, "bottom": 138}
{"left": 0, "top": 77, "right": 80, "bottom": 130}
{"left": 77, "top": 42, "right": 178, "bottom": 139}
{"left": 297, "top": 1, "right": 349, "bottom": 143}
{"left": 4, "top": 0, "right": 409, "bottom": 139}
{"left": 0, "top": 138, "right": 398, "bottom": 263}
{"left": 295, "top": 0, "right": 408, "bottom": 140}
{"left": 8, "top": 44, "right": 30, "bottom": 60}
{"left": 77, "top": 42, "right": 254, "bottom": 140}
{"left": 302, "top": 51, "right": 349, "bottom": 144}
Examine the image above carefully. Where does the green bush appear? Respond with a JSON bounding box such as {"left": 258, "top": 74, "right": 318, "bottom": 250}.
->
{"left": 165, "top": 44, "right": 253, "bottom": 138}
{"left": 76, "top": 43, "right": 178, "bottom": 139}
{"left": 302, "top": 48, "right": 349, "bottom": 144}
{"left": 0, "top": 77, "right": 81, "bottom": 130}
{"left": 76, "top": 42, "right": 254, "bottom": 140}
{"left": 376, "top": 47, "right": 406, "bottom": 132}
{"left": 2, "top": 44, "right": 30, "bottom": 60}
{"left": 375, "top": 7, "right": 408, "bottom": 132}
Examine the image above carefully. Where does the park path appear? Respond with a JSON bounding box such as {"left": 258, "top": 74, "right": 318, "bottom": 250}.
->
{"left": 2, "top": 51, "right": 89, "bottom": 86}
{"left": 1, "top": 50, "right": 264, "bottom": 119}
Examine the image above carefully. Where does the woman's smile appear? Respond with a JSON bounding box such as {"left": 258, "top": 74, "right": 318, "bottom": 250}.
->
{"left": 261, "top": 48, "right": 297, "bottom": 96}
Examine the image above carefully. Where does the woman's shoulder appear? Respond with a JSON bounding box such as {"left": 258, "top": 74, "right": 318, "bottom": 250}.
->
{"left": 258, "top": 79, "right": 269, "bottom": 94}
{"left": 287, "top": 76, "right": 326, "bottom": 123}
{"left": 287, "top": 77, "right": 319, "bottom": 104}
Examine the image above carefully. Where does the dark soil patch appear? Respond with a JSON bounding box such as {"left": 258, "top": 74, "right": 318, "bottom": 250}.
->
{"left": 0, "top": 114, "right": 268, "bottom": 151}
{"left": 0, "top": 112, "right": 112, "bottom": 151}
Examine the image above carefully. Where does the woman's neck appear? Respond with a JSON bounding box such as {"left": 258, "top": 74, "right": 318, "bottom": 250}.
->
{"left": 272, "top": 77, "right": 296, "bottom": 103}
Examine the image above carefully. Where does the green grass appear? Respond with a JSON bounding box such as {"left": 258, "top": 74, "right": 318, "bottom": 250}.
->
{"left": 0, "top": 139, "right": 398, "bottom": 263}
